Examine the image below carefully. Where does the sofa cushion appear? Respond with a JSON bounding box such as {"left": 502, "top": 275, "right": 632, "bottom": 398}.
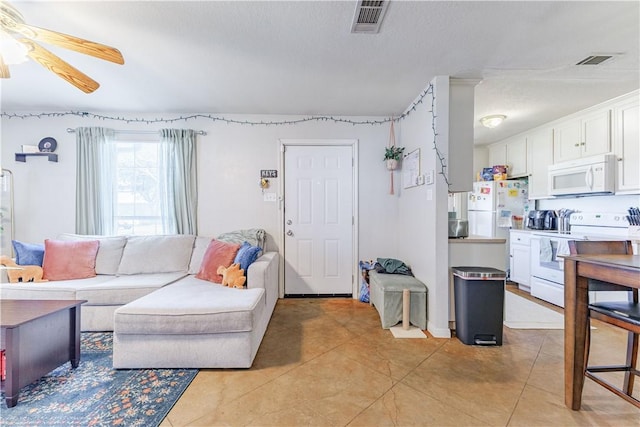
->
{"left": 43, "top": 239, "right": 100, "bottom": 281}
{"left": 117, "top": 235, "right": 196, "bottom": 275}
{"left": 12, "top": 240, "right": 45, "bottom": 266}
{"left": 188, "top": 236, "right": 213, "bottom": 274}
{"left": 76, "top": 272, "right": 187, "bottom": 305}
{"left": 195, "top": 239, "right": 240, "bottom": 283}
{"left": 57, "top": 233, "right": 127, "bottom": 275}
{"left": 0, "top": 276, "right": 114, "bottom": 300}
{"left": 114, "top": 276, "right": 265, "bottom": 335}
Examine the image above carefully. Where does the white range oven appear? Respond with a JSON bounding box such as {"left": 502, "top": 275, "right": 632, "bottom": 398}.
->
{"left": 529, "top": 212, "right": 632, "bottom": 308}
{"left": 530, "top": 232, "right": 584, "bottom": 307}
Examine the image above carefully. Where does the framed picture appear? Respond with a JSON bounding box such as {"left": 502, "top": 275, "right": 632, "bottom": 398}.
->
{"left": 403, "top": 148, "right": 420, "bottom": 189}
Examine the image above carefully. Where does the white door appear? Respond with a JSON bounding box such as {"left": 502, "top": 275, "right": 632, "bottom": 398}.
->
{"left": 284, "top": 144, "right": 354, "bottom": 295}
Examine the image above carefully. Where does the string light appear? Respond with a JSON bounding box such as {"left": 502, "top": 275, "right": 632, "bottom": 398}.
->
{"left": 428, "top": 85, "right": 449, "bottom": 187}
{"left": 1, "top": 83, "right": 448, "bottom": 185}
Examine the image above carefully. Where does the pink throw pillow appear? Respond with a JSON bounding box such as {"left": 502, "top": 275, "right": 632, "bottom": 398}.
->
{"left": 42, "top": 239, "right": 100, "bottom": 281}
{"left": 196, "top": 239, "right": 241, "bottom": 283}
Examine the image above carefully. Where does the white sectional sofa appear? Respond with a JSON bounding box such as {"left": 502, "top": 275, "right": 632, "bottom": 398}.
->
{"left": 0, "top": 232, "right": 279, "bottom": 369}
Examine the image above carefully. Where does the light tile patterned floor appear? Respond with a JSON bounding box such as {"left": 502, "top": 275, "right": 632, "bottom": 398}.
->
{"left": 162, "top": 298, "right": 640, "bottom": 426}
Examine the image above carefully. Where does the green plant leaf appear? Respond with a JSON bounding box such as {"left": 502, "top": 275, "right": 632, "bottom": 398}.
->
{"left": 384, "top": 146, "right": 405, "bottom": 161}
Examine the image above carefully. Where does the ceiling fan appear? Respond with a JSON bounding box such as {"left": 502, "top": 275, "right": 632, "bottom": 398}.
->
{"left": 0, "top": 0, "right": 124, "bottom": 93}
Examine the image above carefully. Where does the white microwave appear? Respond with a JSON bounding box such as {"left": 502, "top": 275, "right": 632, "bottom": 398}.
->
{"left": 548, "top": 154, "right": 616, "bottom": 196}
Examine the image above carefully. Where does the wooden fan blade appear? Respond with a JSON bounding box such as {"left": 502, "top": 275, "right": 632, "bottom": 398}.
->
{"left": 19, "top": 39, "right": 99, "bottom": 93}
{"left": 0, "top": 54, "right": 10, "bottom": 78}
{"left": 13, "top": 23, "right": 124, "bottom": 65}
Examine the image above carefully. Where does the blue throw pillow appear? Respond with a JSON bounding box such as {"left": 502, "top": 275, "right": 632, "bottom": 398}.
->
{"left": 233, "top": 241, "right": 262, "bottom": 272}
{"left": 12, "top": 240, "right": 45, "bottom": 266}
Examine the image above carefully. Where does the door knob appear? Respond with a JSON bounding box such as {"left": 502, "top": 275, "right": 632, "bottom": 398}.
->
{"left": 286, "top": 220, "right": 292, "bottom": 225}
{"left": 286, "top": 230, "right": 293, "bottom": 236}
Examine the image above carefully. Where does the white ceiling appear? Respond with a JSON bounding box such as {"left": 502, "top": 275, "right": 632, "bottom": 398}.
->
{"left": 1, "top": 0, "right": 638, "bottom": 145}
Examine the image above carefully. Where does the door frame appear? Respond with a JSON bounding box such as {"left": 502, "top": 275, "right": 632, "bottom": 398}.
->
{"left": 278, "top": 139, "right": 359, "bottom": 299}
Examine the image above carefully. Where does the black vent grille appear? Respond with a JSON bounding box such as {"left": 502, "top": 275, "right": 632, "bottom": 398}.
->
{"left": 356, "top": 1, "right": 385, "bottom": 24}
{"left": 576, "top": 55, "right": 613, "bottom": 65}
{"left": 351, "top": 1, "right": 389, "bottom": 33}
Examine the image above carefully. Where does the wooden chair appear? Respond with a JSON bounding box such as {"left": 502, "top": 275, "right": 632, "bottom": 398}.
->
{"left": 568, "top": 240, "right": 639, "bottom": 408}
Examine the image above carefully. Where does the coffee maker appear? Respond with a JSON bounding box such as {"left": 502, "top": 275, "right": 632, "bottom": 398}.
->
{"left": 527, "top": 210, "right": 545, "bottom": 230}
{"left": 527, "top": 210, "right": 558, "bottom": 230}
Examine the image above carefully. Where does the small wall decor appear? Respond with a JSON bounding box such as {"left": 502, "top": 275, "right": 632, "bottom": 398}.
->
{"left": 403, "top": 148, "right": 420, "bottom": 189}
{"left": 38, "top": 137, "right": 57, "bottom": 152}
{"left": 384, "top": 121, "right": 404, "bottom": 195}
{"left": 21, "top": 145, "right": 40, "bottom": 153}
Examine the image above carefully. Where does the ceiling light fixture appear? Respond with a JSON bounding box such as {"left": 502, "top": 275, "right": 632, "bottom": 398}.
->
{"left": 480, "top": 114, "right": 506, "bottom": 128}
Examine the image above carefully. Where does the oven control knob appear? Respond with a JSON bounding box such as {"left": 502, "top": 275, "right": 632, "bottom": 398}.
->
{"left": 614, "top": 216, "right": 619, "bottom": 221}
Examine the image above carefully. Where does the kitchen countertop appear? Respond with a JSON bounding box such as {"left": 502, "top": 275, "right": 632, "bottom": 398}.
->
{"left": 510, "top": 228, "right": 639, "bottom": 242}
{"left": 448, "top": 235, "right": 506, "bottom": 244}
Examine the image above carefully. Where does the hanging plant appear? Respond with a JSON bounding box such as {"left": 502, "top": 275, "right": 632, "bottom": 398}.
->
{"left": 384, "top": 146, "right": 405, "bottom": 161}
{"left": 384, "top": 146, "right": 404, "bottom": 171}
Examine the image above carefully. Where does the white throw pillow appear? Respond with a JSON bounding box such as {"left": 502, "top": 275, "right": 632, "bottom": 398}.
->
{"left": 117, "top": 235, "right": 196, "bottom": 275}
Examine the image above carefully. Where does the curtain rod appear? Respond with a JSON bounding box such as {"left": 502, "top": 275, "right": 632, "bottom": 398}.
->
{"left": 66, "top": 128, "right": 206, "bottom": 135}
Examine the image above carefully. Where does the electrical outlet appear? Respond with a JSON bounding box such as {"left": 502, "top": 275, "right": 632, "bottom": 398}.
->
{"left": 263, "top": 192, "right": 277, "bottom": 202}
{"left": 416, "top": 174, "right": 425, "bottom": 185}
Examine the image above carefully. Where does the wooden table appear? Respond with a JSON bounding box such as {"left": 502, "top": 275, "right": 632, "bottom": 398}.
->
{"left": 563, "top": 254, "right": 640, "bottom": 410}
{"left": 0, "top": 299, "right": 86, "bottom": 408}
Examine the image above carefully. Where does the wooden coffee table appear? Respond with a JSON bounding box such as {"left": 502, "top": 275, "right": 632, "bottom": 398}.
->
{"left": 1, "top": 299, "right": 86, "bottom": 408}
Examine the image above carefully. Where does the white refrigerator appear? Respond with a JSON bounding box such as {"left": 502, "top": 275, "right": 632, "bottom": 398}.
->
{"left": 467, "top": 180, "right": 528, "bottom": 239}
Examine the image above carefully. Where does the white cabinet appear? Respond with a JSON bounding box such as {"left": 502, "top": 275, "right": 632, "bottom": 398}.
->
{"left": 487, "top": 137, "right": 527, "bottom": 178}
{"left": 506, "top": 136, "right": 528, "bottom": 177}
{"left": 553, "top": 108, "right": 611, "bottom": 163}
{"left": 613, "top": 96, "right": 640, "bottom": 193}
{"left": 509, "top": 230, "right": 531, "bottom": 291}
{"left": 527, "top": 128, "right": 554, "bottom": 199}
{"left": 448, "top": 78, "right": 478, "bottom": 192}
{"left": 488, "top": 142, "right": 507, "bottom": 168}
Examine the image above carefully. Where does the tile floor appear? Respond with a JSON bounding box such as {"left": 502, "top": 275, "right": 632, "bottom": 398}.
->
{"left": 162, "top": 297, "right": 640, "bottom": 426}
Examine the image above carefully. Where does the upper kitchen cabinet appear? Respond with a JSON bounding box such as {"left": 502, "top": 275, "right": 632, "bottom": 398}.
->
{"left": 506, "top": 136, "right": 528, "bottom": 177}
{"left": 448, "top": 79, "right": 480, "bottom": 192}
{"left": 553, "top": 108, "right": 611, "bottom": 163}
{"left": 613, "top": 93, "right": 640, "bottom": 194}
{"left": 487, "top": 136, "right": 527, "bottom": 178}
{"left": 527, "top": 127, "right": 554, "bottom": 199}
{"left": 488, "top": 142, "right": 506, "bottom": 167}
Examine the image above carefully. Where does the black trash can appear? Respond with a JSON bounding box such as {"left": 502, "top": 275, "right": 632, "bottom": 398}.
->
{"left": 452, "top": 266, "right": 506, "bottom": 346}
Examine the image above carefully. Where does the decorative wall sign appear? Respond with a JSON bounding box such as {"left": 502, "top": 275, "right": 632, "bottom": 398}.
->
{"left": 260, "top": 170, "right": 277, "bottom": 178}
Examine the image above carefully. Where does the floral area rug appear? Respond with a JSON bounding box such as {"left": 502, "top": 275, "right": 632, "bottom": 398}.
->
{"left": 0, "top": 332, "right": 197, "bottom": 426}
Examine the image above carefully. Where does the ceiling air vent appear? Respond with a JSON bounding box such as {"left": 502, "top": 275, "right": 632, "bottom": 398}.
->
{"left": 351, "top": 1, "right": 389, "bottom": 34}
{"left": 576, "top": 55, "right": 613, "bottom": 65}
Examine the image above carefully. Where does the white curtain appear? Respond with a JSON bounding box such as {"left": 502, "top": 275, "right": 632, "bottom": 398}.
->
{"left": 76, "top": 127, "right": 116, "bottom": 235}
{"left": 159, "top": 129, "right": 198, "bottom": 235}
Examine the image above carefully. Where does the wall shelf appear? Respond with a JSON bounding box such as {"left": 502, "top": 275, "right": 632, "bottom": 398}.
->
{"left": 15, "top": 153, "right": 58, "bottom": 163}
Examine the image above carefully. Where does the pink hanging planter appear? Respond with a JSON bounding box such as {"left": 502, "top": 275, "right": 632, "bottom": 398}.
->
{"left": 384, "top": 121, "right": 404, "bottom": 194}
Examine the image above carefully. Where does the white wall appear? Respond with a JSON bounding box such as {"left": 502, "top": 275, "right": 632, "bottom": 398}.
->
{"left": 1, "top": 84, "right": 459, "bottom": 336}
{"left": 0, "top": 112, "right": 398, "bottom": 260}
{"left": 395, "top": 76, "right": 453, "bottom": 337}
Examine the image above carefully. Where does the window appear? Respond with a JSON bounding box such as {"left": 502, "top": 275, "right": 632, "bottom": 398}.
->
{"left": 114, "top": 141, "right": 164, "bottom": 235}
{"left": 76, "top": 127, "right": 197, "bottom": 236}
